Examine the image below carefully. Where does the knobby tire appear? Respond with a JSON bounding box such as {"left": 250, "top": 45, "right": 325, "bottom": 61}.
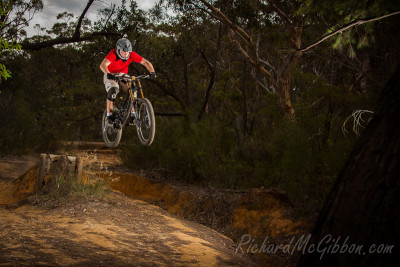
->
{"left": 102, "top": 109, "right": 122, "bottom": 148}
{"left": 136, "top": 98, "right": 156, "bottom": 146}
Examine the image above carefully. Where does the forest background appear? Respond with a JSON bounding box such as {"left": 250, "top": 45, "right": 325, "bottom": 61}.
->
{"left": 1, "top": 0, "right": 399, "bottom": 214}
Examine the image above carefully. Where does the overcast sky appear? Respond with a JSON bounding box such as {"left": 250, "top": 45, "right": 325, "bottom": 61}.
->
{"left": 26, "top": 0, "right": 158, "bottom": 36}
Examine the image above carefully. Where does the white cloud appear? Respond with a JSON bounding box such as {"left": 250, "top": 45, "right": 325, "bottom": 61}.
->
{"left": 25, "top": 0, "right": 157, "bottom": 36}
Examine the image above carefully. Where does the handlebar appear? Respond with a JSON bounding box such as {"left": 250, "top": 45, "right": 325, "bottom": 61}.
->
{"left": 135, "top": 75, "right": 150, "bottom": 79}
{"left": 115, "top": 74, "right": 149, "bottom": 82}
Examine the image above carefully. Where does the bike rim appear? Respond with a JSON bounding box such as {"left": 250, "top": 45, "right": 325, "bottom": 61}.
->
{"left": 138, "top": 103, "right": 152, "bottom": 141}
{"left": 103, "top": 117, "right": 120, "bottom": 143}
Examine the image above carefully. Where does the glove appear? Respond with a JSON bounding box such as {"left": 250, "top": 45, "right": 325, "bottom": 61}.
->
{"left": 150, "top": 72, "right": 156, "bottom": 80}
{"left": 107, "top": 73, "right": 116, "bottom": 80}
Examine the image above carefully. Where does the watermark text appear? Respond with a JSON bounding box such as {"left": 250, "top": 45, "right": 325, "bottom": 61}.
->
{"left": 235, "top": 234, "right": 394, "bottom": 260}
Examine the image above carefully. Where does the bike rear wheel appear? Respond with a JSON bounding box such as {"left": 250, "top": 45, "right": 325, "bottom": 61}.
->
{"left": 136, "top": 98, "right": 155, "bottom": 146}
{"left": 102, "top": 109, "right": 122, "bottom": 148}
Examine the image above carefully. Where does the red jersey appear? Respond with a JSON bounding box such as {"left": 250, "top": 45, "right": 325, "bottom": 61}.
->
{"left": 105, "top": 49, "right": 143, "bottom": 74}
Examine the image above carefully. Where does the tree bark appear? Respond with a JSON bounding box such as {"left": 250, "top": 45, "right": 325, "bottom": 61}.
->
{"left": 276, "top": 19, "right": 303, "bottom": 118}
{"left": 277, "top": 77, "right": 295, "bottom": 117}
{"left": 297, "top": 65, "right": 400, "bottom": 266}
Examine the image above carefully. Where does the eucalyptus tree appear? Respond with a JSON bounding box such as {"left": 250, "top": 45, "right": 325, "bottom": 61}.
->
{"left": 170, "top": 0, "right": 400, "bottom": 118}
{"left": 0, "top": 0, "right": 43, "bottom": 81}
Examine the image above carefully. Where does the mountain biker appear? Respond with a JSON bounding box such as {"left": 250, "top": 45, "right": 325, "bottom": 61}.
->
{"left": 100, "top": 38, "right": 156, "bottom": 126}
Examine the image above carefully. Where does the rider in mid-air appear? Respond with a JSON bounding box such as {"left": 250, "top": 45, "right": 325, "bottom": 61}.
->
{"left": 100, "top": 38, "right": 155, "bottom": 126}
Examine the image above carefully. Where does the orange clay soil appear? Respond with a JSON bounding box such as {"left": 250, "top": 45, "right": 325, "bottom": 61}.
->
{"left": 0, "top": 191, "right": 258, "bottom": 266}
{"left": 0, "top": 143, "right": 311, "bottom": 266}
{"left": 0, "top": 154, "right": 259, "bottom": 266}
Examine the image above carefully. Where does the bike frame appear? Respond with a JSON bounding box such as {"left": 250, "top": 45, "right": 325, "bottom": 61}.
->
{"left": 127, "top": 76, "right": 145, "bottom": 114}
{"left": 116, "top": 74, "right": 149, "bottom": 127}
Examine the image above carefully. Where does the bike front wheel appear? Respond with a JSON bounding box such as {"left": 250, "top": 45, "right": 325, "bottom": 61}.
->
{"left": 102, "top": 109, "right": 122, "bottom": 148}
{"left": 136, "top": 98, "right": 155, "bottom": 146}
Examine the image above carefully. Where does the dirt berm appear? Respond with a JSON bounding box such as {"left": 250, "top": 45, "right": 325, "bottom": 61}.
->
{"left": 0, "top": 150, "right": 310, "bottom": 266}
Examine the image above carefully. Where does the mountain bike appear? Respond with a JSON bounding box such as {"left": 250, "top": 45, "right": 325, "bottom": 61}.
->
{"left": 102, "top": 74, "right": 155, "bottom": 148}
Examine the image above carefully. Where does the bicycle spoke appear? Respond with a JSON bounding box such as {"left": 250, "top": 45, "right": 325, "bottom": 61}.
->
{"left": 135, "top": 98, "right": 155, "bottom": 146}
{"left": 102, "top": 109, "right": 122, "bottom": 148}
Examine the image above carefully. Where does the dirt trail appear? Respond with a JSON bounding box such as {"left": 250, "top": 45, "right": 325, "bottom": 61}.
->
{"left": 0, "top": 193, "right": 254, "bottom": 266}
{"left": 0, "top": 144, "right": 260, "bottom": 266}
{"left": 0, "top": 155, "right": 38, "bottom": 205}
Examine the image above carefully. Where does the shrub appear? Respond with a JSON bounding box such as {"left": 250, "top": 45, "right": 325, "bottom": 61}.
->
{"left": 122, "top": 91, "right": 359, "bottom": 214}
{"left": 43, "top": 174, "right": 109, "bottom": 204}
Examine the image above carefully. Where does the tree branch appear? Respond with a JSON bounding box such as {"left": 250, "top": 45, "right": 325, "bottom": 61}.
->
{"left": 73, "top": 0, "right": 94, "bottom": 38}
{"left": 102, "top": 4, "right": 116, "bottom": 31}
{"left": 21, "top": 31, "right": 122, "bottom": 50}
{"left": 197, "top": 63, "right": 216, "bottom": 121}
{"left": 264, "top": 0, "right": 292, "bottom": 25}
{"left": 300, "top": 10, "right": 400, "bottom": 52}
{"left": 197, "top": 0, "right": 253, "bottom": 46}
{"left": 148, "top": 77, "right": 186, "bottom": 110}
{"left": 20, "top": 0, "right": 120, "bottom": 50}
{"left": 194, "top": 0, "right": 274, "bottom": 82}
{"left": 155, "top": 112, "right": 184, "bottom": 117}
{"left": 229, "top": 30, "right": 273, "bottom": 81}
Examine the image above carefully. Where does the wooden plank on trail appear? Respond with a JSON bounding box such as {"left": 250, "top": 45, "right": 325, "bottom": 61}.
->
{"left": 36, "top": 154, "right": 79, "bottom": 192}
{"left": 36, "top": 154, "right": 47, "bottom": 193}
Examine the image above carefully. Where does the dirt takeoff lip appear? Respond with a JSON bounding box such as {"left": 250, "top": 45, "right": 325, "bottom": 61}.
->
{"left": 0, "top": 154, "right": 259, "bottom": 266}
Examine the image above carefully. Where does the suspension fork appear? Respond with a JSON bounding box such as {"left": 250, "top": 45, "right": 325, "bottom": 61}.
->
{"left": 137, "top": 80, "right": 144, "bottom": 98}
{"left": 128, "top": 89, "right": 136, "bottom": 113}
{"left": 128, "top": 80, "right": 144, "bottom": 112}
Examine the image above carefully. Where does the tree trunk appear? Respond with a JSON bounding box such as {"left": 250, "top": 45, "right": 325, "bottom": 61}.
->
{"left": 277, "top": 19, "right": 303, "bottom": 118}
{"left": 298, "top": 65, "right": 400, "bottom": 266}
{"left": 277, "top": 77, "right": 295, "bottom": 117}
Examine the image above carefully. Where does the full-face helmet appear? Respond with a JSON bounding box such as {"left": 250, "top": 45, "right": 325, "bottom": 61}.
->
{"left": 116, "top": 38, "right": 132, "bottom": 62}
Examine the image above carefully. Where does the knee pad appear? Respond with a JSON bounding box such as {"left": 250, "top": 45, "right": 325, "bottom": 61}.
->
{"left": 107, "top": 87, "right": 118, "bottom": 101}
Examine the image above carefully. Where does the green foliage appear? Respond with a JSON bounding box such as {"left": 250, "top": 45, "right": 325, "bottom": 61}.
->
{"left": 1, "top": 0, "right": 43, "bottom": 40}
{"left": 0, "top": 3, "right": 22, "bottom": 81}
{"left": 122, "top": 84, "right": 358, "bottom": 212}
{"left": 122, "top": 117, "right": 223, "bottom": 184}
{"left": 0, "top": 63, "right": 11, "bottom": 82}
{"left": 309, "top": 0, "right": 400, "bottom": 56}
{"left": 0, "top": 44, "right": 106, "bottom": 155}
{"left": 1, "top": 0, "right": 398, "bottom": 216}
{"left": 0, "top": 39, "right": 22, "bottom": 82}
